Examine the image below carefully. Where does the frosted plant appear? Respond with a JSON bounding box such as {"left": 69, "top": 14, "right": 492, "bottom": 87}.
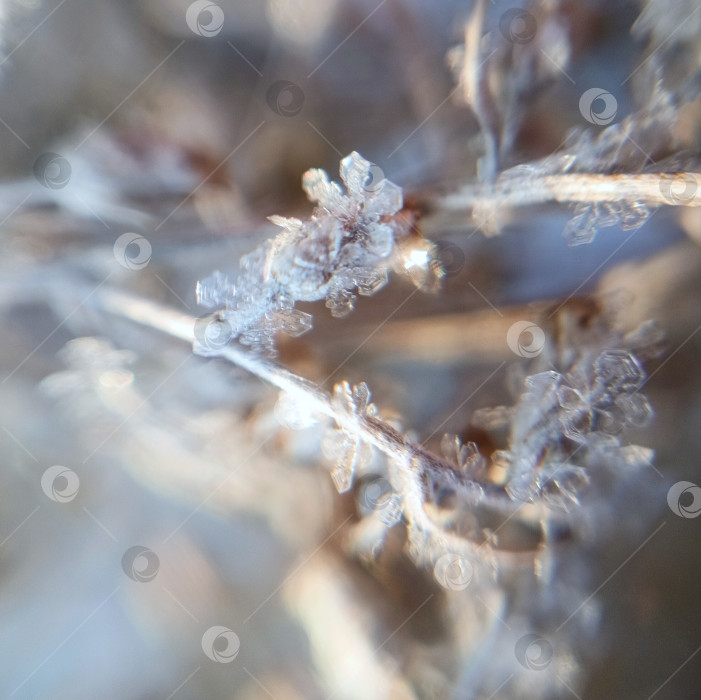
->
{"left": 195, "top": 151, "right": 414, "bottom": 354}
{"left": 441, "top": 0, "right": 701, "bottom": 244}
{"left": 84, "top": 286, "right": 664, "bottom": 700}
{"left": 3, "top": 0, "right": 701, "bottom": 699}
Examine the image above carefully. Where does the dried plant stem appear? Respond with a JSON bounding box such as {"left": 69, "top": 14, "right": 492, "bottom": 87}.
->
{"left": 440, "top": 171, "right": 701, "bottom": 212}
{"left": 462, "top": 0, "right": 500, "bottom": 182}
{"left": 94, "top": 288, "right": 541, "bottom": 562}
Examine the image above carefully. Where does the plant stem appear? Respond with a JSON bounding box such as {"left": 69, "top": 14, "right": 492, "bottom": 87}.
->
{"left": 93, "top": 287, "right": 543, "bottom": 563}
{"left": 440, "top": 172, "right": 701, "bottom": 212}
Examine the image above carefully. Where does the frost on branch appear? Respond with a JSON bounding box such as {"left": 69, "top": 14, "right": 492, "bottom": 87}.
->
{"left": 562, "top": 200, "right": 651, "bottom": 246}
{"left": 195, "top": 152, "right": 409, "bottom": 354}
{"left": 441, "top": 6, "right": 701, "bottom": 246}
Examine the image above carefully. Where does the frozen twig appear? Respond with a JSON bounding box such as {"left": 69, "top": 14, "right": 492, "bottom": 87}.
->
{"left": 440, "top": 171, "right": 701, "bottom": 212}
{"left": 462, "top": 0, "right": 500, "bottom": 182}
{"left": 93, "top": 287, "right": 540, "bottom": 564}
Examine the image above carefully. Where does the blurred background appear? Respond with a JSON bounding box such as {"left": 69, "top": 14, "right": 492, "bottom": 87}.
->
{"left": 1, "top": 0, "right": 701, "bottom": 698}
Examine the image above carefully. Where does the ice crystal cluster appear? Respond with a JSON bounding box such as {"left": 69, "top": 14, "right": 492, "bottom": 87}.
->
{"left": 482, "top": 80, "right": 677, "bottom": 246}
{"left": 472, "top": 316, "right": 660, "bottom": 514}
{"left": 195, "top": 152, "right": 404, "bottom": 354}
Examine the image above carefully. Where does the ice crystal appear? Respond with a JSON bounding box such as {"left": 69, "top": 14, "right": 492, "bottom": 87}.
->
{"left": 195, "top": 152, "right": 404, "bottom": 354}
{"left": 594, "top": 350, "right": 645, "bottom": 391}
{"left": 563, "top": 201, "right": 651, "bottom": 246}
{"left": 331, "top": 380, "right": 377, "bottom": 419}
{"left": 323, "top": 428, "right": 373, "bottom": 493}
{"left": 325, "top": 286, "right": 356, "bottom": 318}
{"left": 537, "top": 464, "right": 590, "bottom": 510}
{"left": 303, "top": 151, "right": 403, "bottom": 223}
{"left": 617, "top": 444, "right": 655, "bottom": 469}
{"left": 273, "top": 308, "right": 313, "bottom": 337}
{"left": 354, "top": 267, "right": 389, "bottom": 296}
{"left": 321, "top": 381, "right": 379, "bottom": 493}
{"left": 471, "top": 405, "right": 513, "bottom": 431}
{"left": 195, "top": 271, "right": 235, "bottom": 309}
{"left": 441, "top": 433, "right": 487, "bottom": 480}
{"left": 553, "top": 351, "right": 650, "bottom": 443}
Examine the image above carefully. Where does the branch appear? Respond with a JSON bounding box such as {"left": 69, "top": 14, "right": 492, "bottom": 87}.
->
{"left": 93, "top": 287, "right": 540, "bottom": 563}
{"left": 439, "top": 171, "right": 701, "bottom": 212}
{"left": 462, "top": 0, "right": 501, "bottom": 182}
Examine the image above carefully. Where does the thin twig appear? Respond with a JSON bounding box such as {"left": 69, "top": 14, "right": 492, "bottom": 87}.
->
{"left": 93, "top": 287, "right": 542, "bottom": 563}
{"left": 440, "top": 171, "right": 701, "bottom": 212}
{"left": 462, "top": 0, "right": 501, "bottom": 182}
